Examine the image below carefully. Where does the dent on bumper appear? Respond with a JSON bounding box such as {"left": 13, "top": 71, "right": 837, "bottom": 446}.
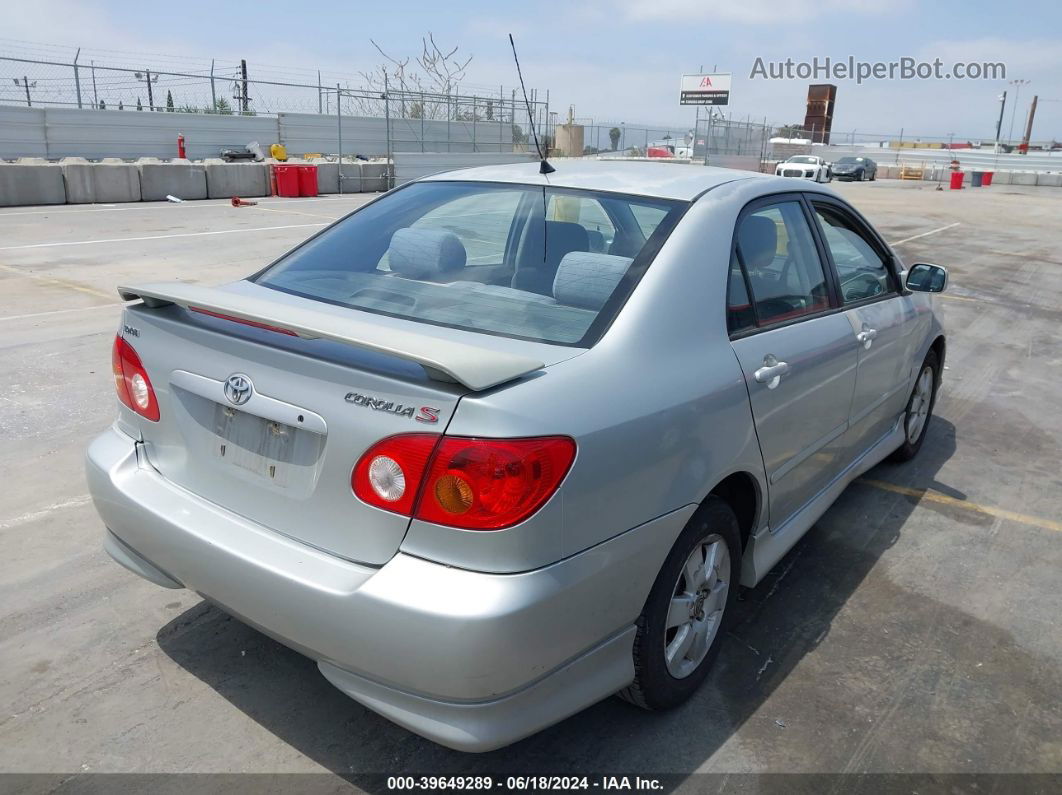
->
{"left": 86, "top": 425, "right": 694, "bottom": 750}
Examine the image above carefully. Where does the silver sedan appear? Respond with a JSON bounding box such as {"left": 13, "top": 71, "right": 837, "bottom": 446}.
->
{"left": 87, "top": 161, "right": 948, "bottom": 751}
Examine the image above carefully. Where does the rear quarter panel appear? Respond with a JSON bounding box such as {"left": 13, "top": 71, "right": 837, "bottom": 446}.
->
{"left": 401, "top": 179, "right": 781, "bottom": 572}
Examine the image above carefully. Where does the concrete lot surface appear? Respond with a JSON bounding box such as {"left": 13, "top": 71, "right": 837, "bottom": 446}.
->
{"left": 1, "top": 180, "right": 1060, "bottom": 786}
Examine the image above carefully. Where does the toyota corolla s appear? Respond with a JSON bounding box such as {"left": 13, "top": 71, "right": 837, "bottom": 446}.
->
{"left": 86, "top": 161, "right": 948, "bottom": 751}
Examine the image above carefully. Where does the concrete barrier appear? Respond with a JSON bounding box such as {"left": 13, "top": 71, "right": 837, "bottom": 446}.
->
{"left": 311, "top": 161, "right": 340, "bottom": 193}
{"left": 1036, "top": 173, "right": 1062, "bottom": 187}
{"left": 360, "top": 162, "right": 391, "bottom": 191}
{"left": 138, "top": 161, "right": 208, "bottom": 201}
{"left": 990, "top": 170, "right": 1012, "bottom": 185}
{"left": 62, "top": 160, "right": 141, "bottom": 203}
{"left": 0, "top": 163, "right": 66, "bottom": 206}
{"left": 204, "top": 161, "right": 270, "bottom": 199}
{"left": 1012, "top": 172, "right": 1037, "bottom": 186}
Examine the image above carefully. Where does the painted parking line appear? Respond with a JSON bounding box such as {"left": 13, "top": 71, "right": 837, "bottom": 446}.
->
{"left": 0, "top": 495, "right": 93, "bottom": 530}
{"left": 0, "top": 262, "right": 114, "bottom": 299}
{"left": 888, "top": 222, "right": 961, "bottom": 246}
{"left": 0, "top": 196, "right": 368, "bottom": 218}
{"left": 0, "top": 302, "right": 123, "bottom": 322}
{"left": 0, "top": 223, "right": 327, "bottom": 251}
{"left": 858, "top": 477, "right": 1062, "bottom": 534}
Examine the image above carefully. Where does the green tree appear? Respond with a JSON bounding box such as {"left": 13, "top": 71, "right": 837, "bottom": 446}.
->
{"left": 207, "top": 97, "right": 233, "bottom": 115}
{"left": 166, "top": 90, "right": 175, "bottom": 112}
{"left": 511, "top": 124, "right": 528, "bottom": 145}
{"left": 609, "top": 126, "right": 621, "bottom": 151}
{"left": 775, "top": 123, "right": 805, "bottom": 138}
{"left": 178, "top": 103, "right": 199, "bottom": 113}
{"left": 136, "top": 97, "right": 143, "bottom": 111}
{"left": 118, "top": 101, "right": 124, "bottom": 110}
{"left": 98, "top": 99, "right": 106, "bottom": 110}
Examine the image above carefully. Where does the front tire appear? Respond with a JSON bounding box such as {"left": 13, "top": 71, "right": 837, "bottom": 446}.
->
{"left": 618, "top": 497, "right": 741, "bottom": 710}
{"left": 890, "top": 349, "right": 939, "bottom": 462}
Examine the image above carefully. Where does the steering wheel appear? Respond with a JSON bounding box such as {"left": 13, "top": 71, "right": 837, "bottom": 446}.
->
{"left": 842, "top": 272, "right": 883, "bottom": 302}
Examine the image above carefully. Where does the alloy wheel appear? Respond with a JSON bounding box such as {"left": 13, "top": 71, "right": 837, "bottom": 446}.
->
{"left": 664, "top": 534, "right": 730, "bottom": 679}
{"left": 906, "top": 365, "right": 934, "bottom": 443}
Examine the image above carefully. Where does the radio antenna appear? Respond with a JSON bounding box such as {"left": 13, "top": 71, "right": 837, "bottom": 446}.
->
{"left": 509, "top": 34, "right": 554, "bottom": 175}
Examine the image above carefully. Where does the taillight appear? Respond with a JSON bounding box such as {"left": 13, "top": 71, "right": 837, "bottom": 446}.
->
{"left": 351, "top": 435, "right": 576, "bottom": 530}
{"left": 417, "top": 436, "right": 576, "bottom": 529}
{"left": 352, "top": 434, "right": 440, "bottom": 516}
{"left": 111, "top": 335, "right": 160, "bottom": 421}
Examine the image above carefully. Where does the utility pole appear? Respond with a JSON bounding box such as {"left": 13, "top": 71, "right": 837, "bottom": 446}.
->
{"left": 90, "top": 60, "right": 98, "bottom": 108}
{"left": 1020, "top": 95, "right": 1038, "bottom": 154}
{"left": 73, "top": 48, "right": 83, "bottom": 109}
{"left": 209, "top": 59, "right": 217, "bottom": 113}
{"left": 14, "top": 77, "right": 35, "bottom": 107}
{"left": 994, "top": 90, "right": 1007, "bottom": 152}
{"left": 240, "top": 59, "right": 250, "bottom": 114}
{"left": 1007, "top": 79, "right": 1029, "bottom": 146}
{"left": 135, "top": 70, "right": 158, "bottom": 110}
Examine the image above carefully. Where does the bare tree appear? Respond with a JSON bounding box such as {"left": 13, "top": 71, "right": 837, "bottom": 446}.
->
{"left": 353, "top": 33, "right": 473, "bottom": 120}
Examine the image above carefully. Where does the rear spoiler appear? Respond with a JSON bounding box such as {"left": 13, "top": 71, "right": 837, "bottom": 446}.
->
{"left": 117, "top": 282, "right": 545, "bottom": 392}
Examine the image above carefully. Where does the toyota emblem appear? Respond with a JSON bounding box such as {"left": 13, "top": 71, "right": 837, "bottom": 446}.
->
{"left": 224, "top": 373, "right": 253, "bottom": 406}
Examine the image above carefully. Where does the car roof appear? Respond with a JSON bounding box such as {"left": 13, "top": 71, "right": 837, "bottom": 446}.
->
{"left": 418, "top": 160, "right": 765, "bottom": 201}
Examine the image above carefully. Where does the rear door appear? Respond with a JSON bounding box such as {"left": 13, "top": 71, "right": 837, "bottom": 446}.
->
{"left": 728, "top": 197, "right": 859, "bottom": 527}
{"left": 807, "top": 198, "right": 918, "bottom": 450}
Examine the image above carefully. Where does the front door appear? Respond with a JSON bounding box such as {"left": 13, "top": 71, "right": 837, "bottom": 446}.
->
{"left": 808, "top": 200, "right": 917, "bottom": 449}
{"left": 727, "top": 198, "right": 859, "bottom": 528}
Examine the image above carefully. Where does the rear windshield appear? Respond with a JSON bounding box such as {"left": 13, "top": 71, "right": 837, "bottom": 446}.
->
{"left": 253, "top": 181, "right": 685, "bottom": 346}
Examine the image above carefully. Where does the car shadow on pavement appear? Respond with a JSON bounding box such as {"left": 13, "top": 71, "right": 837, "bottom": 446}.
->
{"left": 156, "top": 419, "right": 960, "bottom": 784}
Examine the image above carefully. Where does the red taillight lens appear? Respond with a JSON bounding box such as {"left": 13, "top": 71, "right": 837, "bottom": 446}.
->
{"left": 352, "top": 435, "right": 576, "bottom": 530}
{"left": 111, "top": 335, "right": 160, "bottom": 421}
{"left": 416, "top": 437, "right": 576, "bottom": 530}
{"left": 351, "top": 434, "right": 440, "bottom": 516}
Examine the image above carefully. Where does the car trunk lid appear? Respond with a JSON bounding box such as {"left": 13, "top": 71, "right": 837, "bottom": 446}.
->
{"left": 116, "top": 281, "right": 576, "bottom": 565}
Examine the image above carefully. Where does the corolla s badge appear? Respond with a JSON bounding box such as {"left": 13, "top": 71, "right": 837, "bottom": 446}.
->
{"left": 224, "top": 374, "right": 253, "bottom": 406}
{"left": 345, "top": 391, "right": 440, "bottom": 423}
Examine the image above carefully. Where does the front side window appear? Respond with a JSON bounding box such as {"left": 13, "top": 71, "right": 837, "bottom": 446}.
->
{"left": 812, "top": 205, "right": 894, "bottom": 303}
{"left": 254, "top": 181, "right": 684, "bottom": 346}
{"left": 732, "top": 201, "right": 831, "bottom": 328}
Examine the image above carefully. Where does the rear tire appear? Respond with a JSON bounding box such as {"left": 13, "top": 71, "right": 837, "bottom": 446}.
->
{"left": 618, "top": 497, "right": 741, "bottom": 710}
{"left": 889, "top": 349, "right": 939, "bottom": 462}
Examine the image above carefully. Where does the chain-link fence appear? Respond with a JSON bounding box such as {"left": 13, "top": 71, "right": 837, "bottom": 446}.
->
{"left": 0, "top": 52, "right": 548, "bottom": 158}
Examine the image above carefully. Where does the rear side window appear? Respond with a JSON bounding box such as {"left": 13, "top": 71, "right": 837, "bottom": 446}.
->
{"left": 254, "top": 181, "right": 684, "bottom": 347}
{"left": 731, "top": 201, "right": 831, "bottom": 329}
{"left": 812, "top": 205, "right": 894, "bottom": 303}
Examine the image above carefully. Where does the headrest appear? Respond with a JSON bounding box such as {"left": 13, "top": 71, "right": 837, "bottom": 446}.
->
{"left": 387, "top": 228, "right": 466, "bottom": 280}
{"left": 737, "top": 214, "right": 778, "bottom": 270}
{"left": 553, "top": 251, "right": 633, "bottom": 311}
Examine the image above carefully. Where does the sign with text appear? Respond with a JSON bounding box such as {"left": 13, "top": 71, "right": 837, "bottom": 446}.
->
{"left": 680, "top": 73, "right": 731, "bottom": 106}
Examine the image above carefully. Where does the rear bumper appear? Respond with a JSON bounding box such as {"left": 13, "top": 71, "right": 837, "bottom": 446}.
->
{"left": 86, "top": 425, "right": 692, "bottom": 751}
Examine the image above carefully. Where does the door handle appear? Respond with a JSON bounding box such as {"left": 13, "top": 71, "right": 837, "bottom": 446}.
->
{"left": 754, "top": 354, "right": 790, "bottom": 389}
{"left": 856, "top": 326, "right": 878, "bottom": 349}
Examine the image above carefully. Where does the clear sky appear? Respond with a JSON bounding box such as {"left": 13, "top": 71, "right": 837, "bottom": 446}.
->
{"left": 2, "top": 0, "right": 1059, "bottom": 142}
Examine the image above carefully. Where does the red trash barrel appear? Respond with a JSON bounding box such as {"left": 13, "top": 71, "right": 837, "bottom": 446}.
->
{"left": 982, "top": 171, "right": 993, "bottom": 186}
{"left": 297, "top": 165, "right": 319, "bottom": 197}
{"left": 949, "top": 171, "right": 964, "bottom": 190}
{"left": 273, "top": 165, "right": 300, "bottom": 197}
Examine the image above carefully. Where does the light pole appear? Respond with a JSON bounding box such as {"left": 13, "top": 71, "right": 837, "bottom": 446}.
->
{"left": 1007, "top": 79, "right": 1029, "bottom": 147}
{"left": 13, "top": 77, "right": 36, "bottom": 107}
{"left": 994, "top": 91, "right": 1007, "bottom": 153}
{"left": 134, "top": 70, "right": 159, "bottom": 111}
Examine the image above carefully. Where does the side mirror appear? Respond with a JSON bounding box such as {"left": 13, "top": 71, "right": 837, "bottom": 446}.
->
{"left": 906, "top": 263, "right": 948, "bottom": 293}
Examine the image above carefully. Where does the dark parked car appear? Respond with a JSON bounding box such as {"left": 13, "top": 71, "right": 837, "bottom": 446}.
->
{"left": 831, "top": 156, "right": 877, "bottom": 181}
